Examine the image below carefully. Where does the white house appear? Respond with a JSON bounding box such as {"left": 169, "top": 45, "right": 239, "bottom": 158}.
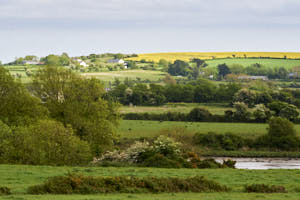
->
{"left": 107, "top": 59, "right": 125, "bottom": 64}
{"left": 79, "top": 61, "right": 88, "bottom": 68}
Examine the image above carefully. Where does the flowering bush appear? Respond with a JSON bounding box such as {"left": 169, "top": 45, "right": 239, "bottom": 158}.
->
{"left": 125, "top": 141, "right": 151, "bottom": 163}
{"left": 152, "top": 135, "right": 181, "bottom": 157}
{"left": 92, "top": 140, "right": 151, "bottom": 165}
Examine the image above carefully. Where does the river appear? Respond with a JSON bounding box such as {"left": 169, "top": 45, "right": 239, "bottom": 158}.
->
{"left": 214, "top": 157, "right": 300, "bottom": 169}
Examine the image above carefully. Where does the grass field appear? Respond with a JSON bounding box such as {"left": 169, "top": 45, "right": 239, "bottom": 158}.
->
{"left": 121, "top": 103, "right": 231, "bottom": 115}
{"left": 1, "top": 165, "right": 300, "bottom": 199}
{"left": 206, "top": 58, "right": 300, "bottom": 69}
{"left": 81, "top": 69, "right": 166, "bottom": 83}
{"left": 127, "top": 52, "right": 300, "bottom": 62}
{"left": 118, "top": 120, "right": 300, "bottom": 139}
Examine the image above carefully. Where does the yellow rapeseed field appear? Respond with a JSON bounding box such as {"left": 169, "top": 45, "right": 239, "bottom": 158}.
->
{"left": 127, "top": 52, "right": 300, "bottom": 62}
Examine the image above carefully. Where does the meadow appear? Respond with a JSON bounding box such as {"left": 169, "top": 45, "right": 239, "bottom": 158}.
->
{"left": 81, "top": 69, "right": 166, "bottom": 83}
{"left": 127, "top": 52, "right": 300, "bottom": 62}
{"left": 117, "top": 120, "right": 300, "bottom": 139}
{"left": 121, "top": 103, "right": 231, "bottom": 115}
{"left": 206, "top": 58, "right": 300, "bottom": 69}
{"left": 1, "top": 165, "right": 300, "bottom": 199}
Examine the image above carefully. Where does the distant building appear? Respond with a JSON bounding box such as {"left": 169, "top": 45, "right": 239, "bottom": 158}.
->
{"left": 238, "top": 75, "right": 269, "bottom": 81}
{"left": 21, "top": 60, "right": 41, "bottom": 65}
{"left": 107, "top": 59, "right": 125, "bottom": 64}
{"left": 289, "top": 72, "right": 300, "bottom": 79}
{"left": 79, "top": 61, "right": 88, "bottom": 67}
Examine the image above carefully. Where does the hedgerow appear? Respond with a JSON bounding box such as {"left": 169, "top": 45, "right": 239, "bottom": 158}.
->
{"left": 27, "top": 174, "right": 230, "bottom": 194}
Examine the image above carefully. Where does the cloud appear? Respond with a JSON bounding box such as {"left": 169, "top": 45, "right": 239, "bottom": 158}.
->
{"left": 0, "top": 0, "right": 300, "bottom": 30}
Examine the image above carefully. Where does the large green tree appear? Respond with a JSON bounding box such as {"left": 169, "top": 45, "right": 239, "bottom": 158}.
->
{"left": 0, "top": 67, "right": 48, "bottom": 126}
{"left": 32, "top": 66, "right": 120, "bottom": 155}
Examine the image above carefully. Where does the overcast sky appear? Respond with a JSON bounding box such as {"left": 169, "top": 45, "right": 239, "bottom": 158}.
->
{"left": 1, "top": 0, "right": 300, "bottom": 63}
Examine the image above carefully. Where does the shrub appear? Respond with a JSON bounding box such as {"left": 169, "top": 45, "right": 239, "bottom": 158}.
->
{"left": 245, "top": 184, "right": 287, "bottom": 193}
{"left": 142, "top": 153, "right": 182, "bottom": 168}
{"left": 188, "top": 108, "right": 212, "bottom": 122}
{"left": 268, "top": 117, "right": 295, "bottom": 137}
{"left": 0, "top": 187, "right": 11, "bottom": 195}
{"left": 193, "top": 132, "right": 248, "bottom": 150}
{"left": 28, "top": 174, "right": 230, "bottom": 194}
{"left": 152, "top": 135, "right": 181, "bottom": 157}
{"left": 0, "top": 120, "right": 92, "bottom": 165}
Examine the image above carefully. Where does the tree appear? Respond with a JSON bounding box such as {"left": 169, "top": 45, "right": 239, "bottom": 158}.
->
{"left": 0, "top": 67, "right": 48, "bottom": 126}
{"left": 188, "top": 108, "right": 212, "bottom": 122}
{"left": 279, "top": 104, "right": 299, "bottom": 121}
{"left": 163, "top": 74, "right": 176, "bottom": 85}
{"left": 253, "top": 104, "right": 271, "bottom": 122}
{"left": 168, "top": 60, "right": 190, "bottom": 76}
{"left": 45, "top": 54, "right": 61, "bottom": 66}
{"left": 0, "top": 120, "right": 92, "bottom": 165}
{"left": 233, "top": 89, "right": 257, "bottom": 108}
{"left": 268, "top": 117, "right": 295, "bottom": 137}
{"left": 32, "top": 66, "right": 120, "bottom": 155}
{"left": 218, "top": 63, "right": 231, "bottom": 78}
{"left": 158, "top": 59, "right": 169, "bottom": 69}
{"left": 60, "top": 53, "right": 70, "bottom": 66}
{"left": 191, "top": 58, "right": 207, "bottom": 68}
{"left": 233, "top": 102, "right": 251, "bottom": 121}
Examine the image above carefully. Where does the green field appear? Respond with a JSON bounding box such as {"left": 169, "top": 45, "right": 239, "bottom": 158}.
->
{"left": 77, "top": 69, "right": 166, "bottom": 83}
{"left": 1, "top": 165, "right": 300, "bottom": 199}
{"left": 206, "top": 58, "right": 300, "bottom": 69}
{"left": 121, "top": 103, "right": 231, "bottom": 115}
{"left": 118, "top": 120, "right": 300, "bottom": 139}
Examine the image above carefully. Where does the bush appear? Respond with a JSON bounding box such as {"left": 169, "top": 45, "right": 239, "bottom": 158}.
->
{"left": 0, "top": 187, "right": 11, "bottom": 195}
{"left": 193, "top": 132, "right": 248, "bottom": 150}
{"left": 0, "top": 120, "right": 92, "bottom": 165}
{"left": 28, "top": 174, "right": 230, "bottom": 194}
{"left": 152, "top": 135, "right": 181, "bottom": 157}
{"left": 188, "top": 108, "right": 212, "bottom": 122}
{"left": 142, "top": 153, "right": 182, "bottom": 168}
{"left": 245, "top": 184, "right": 286, "bottom": 193}
{"left": 268, "top": 117, "right": 295, "bottom": 137}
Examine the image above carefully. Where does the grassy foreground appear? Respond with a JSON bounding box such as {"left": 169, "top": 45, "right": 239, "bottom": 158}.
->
{"left": 1, "top": 193, "right": 300, "bottom": 200}
{"left": 0, "top": 165, "right": 300, "bottom": 199}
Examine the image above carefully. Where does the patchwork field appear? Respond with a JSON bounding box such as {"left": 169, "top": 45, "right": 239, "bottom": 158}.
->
{"left": 127, "top": 52, "right": 300, "bottom": 62}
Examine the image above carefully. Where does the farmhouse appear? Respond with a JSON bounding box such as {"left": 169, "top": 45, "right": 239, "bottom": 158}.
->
{"left": 108, "top": 59, "right": 125, "bottom": 64}
{"left": 21, "top": 60, "right": 41, "bottom": 65}
{"left": 238, "top": 75, "right": 269, "bottom": 81}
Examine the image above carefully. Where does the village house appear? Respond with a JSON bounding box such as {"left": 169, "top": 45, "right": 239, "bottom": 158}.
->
{"left": 238, "top": 75, "right": 269, "bottom": 81}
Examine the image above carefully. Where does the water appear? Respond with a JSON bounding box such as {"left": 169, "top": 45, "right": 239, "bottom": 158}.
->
{"left": 214, "top": 157, "right": 300, "bottom": 169}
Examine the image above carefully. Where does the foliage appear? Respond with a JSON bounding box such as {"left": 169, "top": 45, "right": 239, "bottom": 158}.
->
{"left": 27, "top": 174, "right": 230, "bottom": 194}
{"left": 268, "top": 117, "right": 295, "bottom": 137}
{"left": 188, "top": 108, "right": 212, "bottom": 121}
{"left": 245, "top": 184, "right": 286, "bottom": 193}
{"left": 32, "top": 66, "right": 120, "bottom": 155}
{"left": 168, "top": 60, "right": 190, "bottom": 76}
{"left": 193, "top": 132, "right": 249, "bottom": 151}
{"left": 0, "top": 186, "right": 11, "bottom": 195}
{"left": 0, "top": 120, "right": 92, "bottom": 165}
{"left": 0, "top": 67, "right": 48, "bottom": 126}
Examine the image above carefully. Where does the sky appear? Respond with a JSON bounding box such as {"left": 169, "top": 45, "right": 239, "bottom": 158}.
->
{"left": 1, "top": 0, "right": 300, "bottom": 63}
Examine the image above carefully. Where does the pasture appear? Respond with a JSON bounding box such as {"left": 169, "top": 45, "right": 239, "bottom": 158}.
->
{"left": 206, "top": 58, "right": 300, "bottom": 69}
{"left": 78, "top": 69, "right": 166, "bottom": 83}
{"left": 127, "top": 52, "right": 300, "bottom": 62}
{"left": 118, "top": 120, "right": 300, "bottom": 139}
{"left": 1, "top": 165, "right": 300, "bottom": 199}
{"left": 121, "top": 103, "right": 231, "bottom": 115}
